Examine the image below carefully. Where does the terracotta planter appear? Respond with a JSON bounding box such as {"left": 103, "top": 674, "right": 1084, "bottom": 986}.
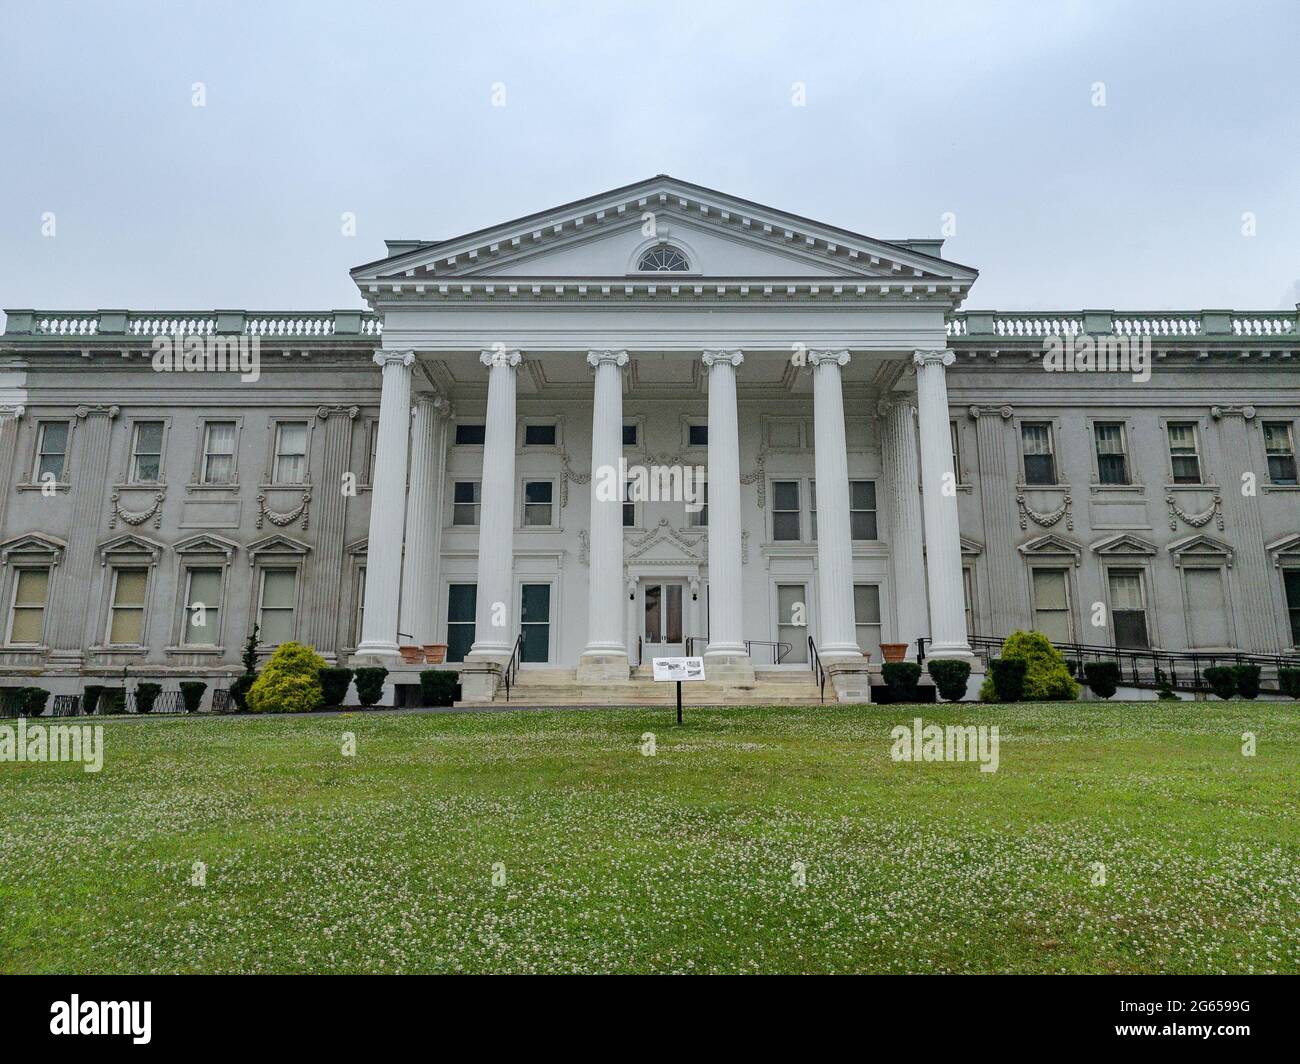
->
{"left": 423, "top": 644, "right": 447, "bottom": 665}
{"left": 881, "top": 643, "right": 909, "bottom": 664}
{"left": 398, "top": 645, "right": 424, "bottom": 664}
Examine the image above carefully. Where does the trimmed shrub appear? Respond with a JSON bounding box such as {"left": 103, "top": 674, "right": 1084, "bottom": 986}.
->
{"left": 1001, "top": 631, "right": 1079, "bottom": 701}
{"left": 1203, "top": 665, "right": 1236, "bottom": 700}
{"left": 419, "top": 669, "right": 459, "bottom": 707}
{"left": 318, "top": 667, "right": 354, "bottom": 708}
{"left": 881, "top": 661, "right": 922, "bottom": 702}
{"left": 353, "top": 666, "right": 388, "bottom": 708}
{"left": 179, "top": 681, "right": 207, "bottom": 713}
{"left": 1082, "top": 661, "right": 1121, "bottom": 700}
{"left": 246, "top": 643, "right": 326, "bottom": 714}
{"left": 1232, "top": 664, "right": 1261, "bottom": 700}
{"left": 984, "top": 657, "right": 1028, "bottom": 703}
{"left": 105, "top": 689, "right": 127, "bottom": 715}
{"left": 229, "top": 672, "right": 255, "bottom": 712}
{"left": 1279, "top": 667, "right": 1300, "bottom": 701}
{"left": 82, "top": 684, "right": 104, "bottom": 716}
{"left": 20, "top": 687, "right": 49, "bottom": 716}
{"left": 927, "top": 659, "right": 971, "bottom": 703}
{"left": 135, "top": 682, "right": 162, "bottom": 714}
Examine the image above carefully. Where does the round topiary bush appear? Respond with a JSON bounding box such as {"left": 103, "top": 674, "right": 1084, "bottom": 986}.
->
{"left": 1082, "top": 661, "right": 1121, "bottom": 700}
{"left": 881, "top": 661, "right": 922, "bottom": 702}
{"left": 179, "top": 681, "right": 207, "bottom": 713}
{"left": 982, "top": 657, "right": 1027, "bottom": 702}
{"left": 1280, "top": 667, "right": 1300, "bottom": 701}
{"left": 82, "top": 684, "right": 104, "bottom": 716}
{"left": 353, "top": 666, "right": 389, "bottom": 708}
{"left": 927, "top": 659, "right": 971, "bottom": 702}
{"left": 318, "top": 667, "right": 354, "bottom": 708}
{"left": 1232, "top": 663, "right": 1261, "bottom": 700}
{"left": 135, "top": 681, "right": 162, "bottom": 714}
{"left": 20, "top": 687, "right": 49, "bottom": 716}
{"left": 1203, "top": 665, "right": 1236, "bottom": 700}
{"left": 246, "top": 643, "right": 326, "bottom": 714}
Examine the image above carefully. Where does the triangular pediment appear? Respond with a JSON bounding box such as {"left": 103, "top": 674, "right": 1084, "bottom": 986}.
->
{"left": 1168, "top": 533, "right": 1234, "bottom": 563}
{"left": 1091, "top": 533, "right": 1158, "bottom": 556}
{"left": 174, "top": 532, "right": 240, "bottom": 558}
{"left": 1266, "top": 532, "right": 1300, "bottom": 564}
{"left": 352, "top": 175, "right": 978, "bottom": 292}
{"left": 1019, "top": 533, "right": 1082, "bottom": 560}
{"left": 625, "top": 519, "right": 704, "bottom": 564}
{"left": 98, "top": 532, "right": 165, "bottom": 560}
{"left": 247, "top": 533, "right": 311, "bottom": 561}
{"left": 0, "top": 531, "right": 67, "bottom": 564}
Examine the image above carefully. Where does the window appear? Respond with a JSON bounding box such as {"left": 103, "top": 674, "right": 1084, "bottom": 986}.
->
{"left": 622, "top": 479, "right": 637, "bottom": 528}
{"left": 524, "top": 424, "right": 556, "bottom": 447}
{"left": 520, "top": 583, "right": 551, "bottom": 663}
{"left": 963, "top": 567, "right": 976, "bottom": 639}
{"left": 201, "top": 422, "right": 237, "bottom": 484}
{"left": 354, "top": 566, "right": 366, "bottom": 646}
{"left": 772, "top": 481, "right": 801, "bottom": 541}
{"left": 107, "top": 568, "right": 148, "bottom": 645}
{"left": 273, "top": 421, "right": 309, "bottom": 484}
{"left": 1021, "top": 423, "right": 1056, "bottom": 485}
{"left": 34, "top": 421, "right": 69, "bottom": 482}
{"left": 1094, "top": 422, "right": 1129, "bottom": 485}
{"left": 1284, "top": 570, "right": 1300, "bottom": 648}
{"left": 257, "top": 569, "right": 297, "bottom": 645}
{"left": 810, "top": 481, "right": 816, "bottom": 540}
{"left": 1183, "top": 568, "right": 1229, "bottom": 648}
{"left": 130, "top": 421, "right": 164, "bottom": 483}
{"left": 452, "top": 481, "right": 480, "bottom": 526}
{"left": 776, "top": 583, "right": 808, "bottom": 664}
{"left": 637, "top": 245, "right": 690, "bottom": 272}
{"left": 949, "top": 421, "right": 962, "bottom": 478}
{"left": 446, "top": 583, "right": 477, "bottom": 662}
{"left": 7, "top": 568, "right": 49, "bottom": 645}
{"left": 850, "top": 481, "right": 877, "bottom": 540}
{"left": 454, "top": 424, "right": 486, "bottom": 445}
{"left": 1167, "top": 422, "right": 1201, "bottom": 484}
{"left": 1108, "top": 569, "right": 1150, "bottom": 650}
{"left": 1031, "top": 569, "right": 1072, "bottom": 644}
{"left": 687, "top": 481, "right": 708, "bottom": 528}
{"left": 182, "top": 567, "right": 222, "bottom": 645}
{"left": 853, "top": 584, "right": 882, "bottom": 661}
{"left": 688, "top": 424, "right": 708, "bottom": 447}
{"left": 622, "top": 424, "right": 638, "bottom": 446}
{"left": 1263, "top": 421, "right": 1297, "bottom": 484}
{"left": 523, "top": 481, "right": 554, "bottom": 526}
{"left": 366, "top": 420, "right": 380, "bottom": 484}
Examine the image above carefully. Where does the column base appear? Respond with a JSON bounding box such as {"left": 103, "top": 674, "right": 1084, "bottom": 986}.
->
{"left": 354, "top": 640, "right": 400, "bottom": 660}
{"left": 458, "top": 661, "right": 503, "bottom": 702}
{"left": 577, "top": 651, "right": 630, "bottom": 684}
{"left": 924, "top": 643, "right": 976, "bottom": 663}
{"left": 824, "top": 659, "right": 874, "bottom": 703}
{"left": 701, "top": 648, "right": 755, "bottom": 686}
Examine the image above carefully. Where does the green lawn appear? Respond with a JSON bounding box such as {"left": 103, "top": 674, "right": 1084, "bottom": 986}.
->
{"left": 1, "top": 702, "right": 1297, "bottom": 974}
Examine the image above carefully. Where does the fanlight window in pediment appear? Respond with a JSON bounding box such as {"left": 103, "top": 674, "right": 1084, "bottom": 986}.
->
{"left": 636, "top": 245, "right": 691, "bottom": 272}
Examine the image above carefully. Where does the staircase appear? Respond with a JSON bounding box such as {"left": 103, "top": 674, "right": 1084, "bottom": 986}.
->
{"left": 456, "top": 666, "right": 827, "bottom": 707}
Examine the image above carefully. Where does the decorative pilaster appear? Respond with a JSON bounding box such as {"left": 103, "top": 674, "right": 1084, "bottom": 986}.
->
{"left": 355, "top": 351, "right": 414, "bottom": 658}
{"left": 913, "top": 351, "right": 973, "bottom": 661}
{"left": 881, "top": 398, "right": 929, "bottom": 655}
{"left": 0, "top": 406, "right": 24, "bottom": 535}
{"left": 468, "top": 348, "right": 522, "bottom": 661}
{"left": 400, "top": 396, "right": 452, "bottom": 645}
{"left": 700, "top": 349, "right": 753, "bottom": 682}
{"left": 304, "top": 404, "right": 358, "bottom": 659}
{"left": 48, "top": 404, "right": 119, "bottom": 663}
{"left": 809, "top": 350, "right": 861, "bottom": 658}
{"left": 969, "top": 404, "right": 1023, "bottom": 635}
{"left": 579, "top": 349, "right": 630, "bottom": 682}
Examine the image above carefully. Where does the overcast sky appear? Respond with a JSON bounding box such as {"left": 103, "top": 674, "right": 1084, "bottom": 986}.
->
{"left": 1, "top": 0, "right": 1296, "bottom": 318}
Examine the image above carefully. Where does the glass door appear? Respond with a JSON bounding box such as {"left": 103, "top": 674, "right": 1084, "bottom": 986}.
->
{"left": 643, "top": 582, "right": 685, "bottom": 657}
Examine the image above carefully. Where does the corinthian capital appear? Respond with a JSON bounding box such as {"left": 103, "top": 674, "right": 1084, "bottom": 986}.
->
{"left": 587, "top": 349, "right": 629, "bottom": 369}
{"left": 913, "top": 349, "right": 955, "bottom": 369}
{"left": 701, "top": 349, "right": 744, "bottom": 368}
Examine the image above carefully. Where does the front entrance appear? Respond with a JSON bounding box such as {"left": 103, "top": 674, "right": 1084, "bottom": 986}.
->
{"left": 642, "top": 581, "right": 685, "bottom": 658}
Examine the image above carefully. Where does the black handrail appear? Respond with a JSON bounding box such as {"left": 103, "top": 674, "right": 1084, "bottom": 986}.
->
{"left": 744, "top": 639, "right": 793, "bottom": 664}
{"left": 807, "top": 636, "right": 826, "bottom": 703}
{"left": 503, "top": 633, "right": 525, "bottom": 700}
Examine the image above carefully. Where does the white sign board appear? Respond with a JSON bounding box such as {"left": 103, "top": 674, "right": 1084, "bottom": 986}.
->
{"left": 652, "top": 656, "right": 706, "bottom": 682}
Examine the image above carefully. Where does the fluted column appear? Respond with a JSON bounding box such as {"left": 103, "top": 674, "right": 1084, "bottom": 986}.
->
{"left": 701, "top": 350, "right": 753, "bottom": 682}
{"left": 468, "top": 349, "right": 521, "bottom": 661}
{"left": 881, "top": 398, "right": 929, "bottom": 656}
{"left": 0, "top": 406, "right": 23, "bottom": 535}
{"left": 578, "top": 349, "right": 630, "bottom": 681}
{"left": 356, "top": 351, "right": 413, "bottom": 658}
{"left": 809, "top": 350, "right": 861, "bottom": 658}
{"left": 399, "top": 395, "right": 451, "bottom": 645}
{"left": 970, "top": 404, "right": 1023, "bottom": 635}
{"left": 305, "top": 404, "right": 357, "bottom": 659}
{"left": 914, "top": 350, "right": 973, "bottom": 660}
{"left": 48, "top": 404, "right": 118, "bottom": 664}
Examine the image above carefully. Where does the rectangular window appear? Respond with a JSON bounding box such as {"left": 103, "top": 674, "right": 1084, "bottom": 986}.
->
{"left": 201, "top": 421, "right": 237, "bottom": 484}
{"left": 7, "top": 568, "right": 50, "bottom": 646}
{"left": 1263, "top": 421, "right": 1298, "bottom": 484}
{"left": 446, "top": 583, "right": 477, "bottom": 662}
{"left": 963, "top": 567, "right": 975, "bottom": 639}
{"left": 1184, "top": 567, "right": 1230, "bottom": 648}
{"left": 452, "top": 481, "right": 480, "bottom": 526}
{"left": 130, "top": 421, "right": 164, "bottom": 483}
{"left": 1031, "top": 568, "right": 1072, "bottom": 644}
{"left": 622, "top": 424, "right": 638, "bottom": 446}
{"left": 1167, "top": 422, "right": 1201, "bottom": 484}
{"left": 950, "top": 421, "right": 961, "bottom": 478}
{"left": 520, "top": 583, "right": 551, "bottom": 663}
{"left": 776, "top": 583, "right": 808, "bottom": 663}
{"left": 688, "top": 424, "right": 708, "bottom": 447}
{"left": 686, "top": 481, "right": 708, "bottom": 528}
{"left": 273, "top": 421, "right": 309, "bottom": 484}
{"left": 367, "top": 420, "right": 380, "bottom": 483}
{"left": 108, "top": 568, "right": 148, "bottom": 645}
{"left": 622, "top": 479, "right": 636, "bottom": 528}
{"left": 1108, "top": 569, "right": 1150, "bottom": 650}
{"left": 1284, "top": 570, "right": 1300, "bottom": 648}
{"left": 354, "top": 566, "right": 366, "bottom": 646}
{"left": 524, "top": 424, "right": 556, "bottom": 447}
{"left": 810, "top": 481, "right": 817, "bottom": 541}
{"left": 850, "top": 481, "right": 877, "bottom": 540}
{"left": 34, "top": 421, "right": 69, "bottom": 482}
{"left": 853, "top": 584, "right": 882, "bottom": 661}
{"left": 454, "top": 424, "right": 486, "bottom": 446}
{"left": 258, "top": 569, "right": 297, "bottom": 645}
{"left": 1094, "top": 422, "right": 1129, "bottom": 485}
{"left": 182, "top": 567, "right": 222, "bottom": 645}
{"left": 1021, "top": 423, "right": 1056, "bottom": 485}
{"left": 772, "top": 481, "right": 800, "bottom": 541}
{"left": 523, "top": 481, "right": 554, "bottom": 526}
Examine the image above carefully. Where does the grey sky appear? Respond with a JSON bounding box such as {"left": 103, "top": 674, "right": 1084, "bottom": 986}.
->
{"left": 2, "top": 0, "right": 1296, "bottom": 316}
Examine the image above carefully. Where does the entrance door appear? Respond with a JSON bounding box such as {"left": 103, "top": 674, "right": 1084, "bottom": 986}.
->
{"left": 643, "top": 582, "right": 685, "bottom": 658}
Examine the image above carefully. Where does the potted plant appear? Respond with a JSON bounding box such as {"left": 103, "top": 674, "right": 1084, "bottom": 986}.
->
{"left": 423, "top": 643, "right": 448, "bottom": 665}
{"left": 880, "top": 643, "right": 909, "bottom": 664}
{"left": 398, "top": 645, "right": 424, "bottom": 664}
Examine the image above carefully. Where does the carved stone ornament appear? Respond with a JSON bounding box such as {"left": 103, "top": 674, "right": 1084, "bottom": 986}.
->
{"left": 256, "top": 489, "right": 311, "bottom": 530}
{"left": 1166, "top": 491, "right": 1224, "bottom": 532}
{"left": 1017, "top": 490, "right": 1073, "bottom": 531}
{"left": 110, "top": 490, "right": 165, "bottom": 529}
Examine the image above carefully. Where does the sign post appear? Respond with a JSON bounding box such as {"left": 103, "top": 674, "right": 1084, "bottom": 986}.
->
{"left": 651, "top": 656, "right": 705, "bottom": 724}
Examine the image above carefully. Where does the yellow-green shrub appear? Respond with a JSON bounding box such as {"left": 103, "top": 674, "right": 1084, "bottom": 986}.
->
{"left": 246, "top": 642, "right": 326, "bottom": 714}
{"left": 1000, "top": 630, "right": 1078, "bottom": 701}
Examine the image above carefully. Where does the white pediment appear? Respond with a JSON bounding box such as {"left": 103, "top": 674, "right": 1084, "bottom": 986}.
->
{"left": 625, "top": 519, "right": 705, "bottom": 565}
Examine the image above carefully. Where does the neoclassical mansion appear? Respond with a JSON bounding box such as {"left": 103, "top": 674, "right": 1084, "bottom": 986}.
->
{"left": 1, "top": 176, "right": 1297, "bottom": 703}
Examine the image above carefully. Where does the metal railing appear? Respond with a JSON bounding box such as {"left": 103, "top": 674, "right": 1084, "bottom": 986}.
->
{"left": 808, "top": 636, "right": 826, "bottom": 703}
{"left": 502, "top": 633, "right": 525, "bottom": 700}
{"left": 679, "top": 637, "right": 791, "bottom": 664}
